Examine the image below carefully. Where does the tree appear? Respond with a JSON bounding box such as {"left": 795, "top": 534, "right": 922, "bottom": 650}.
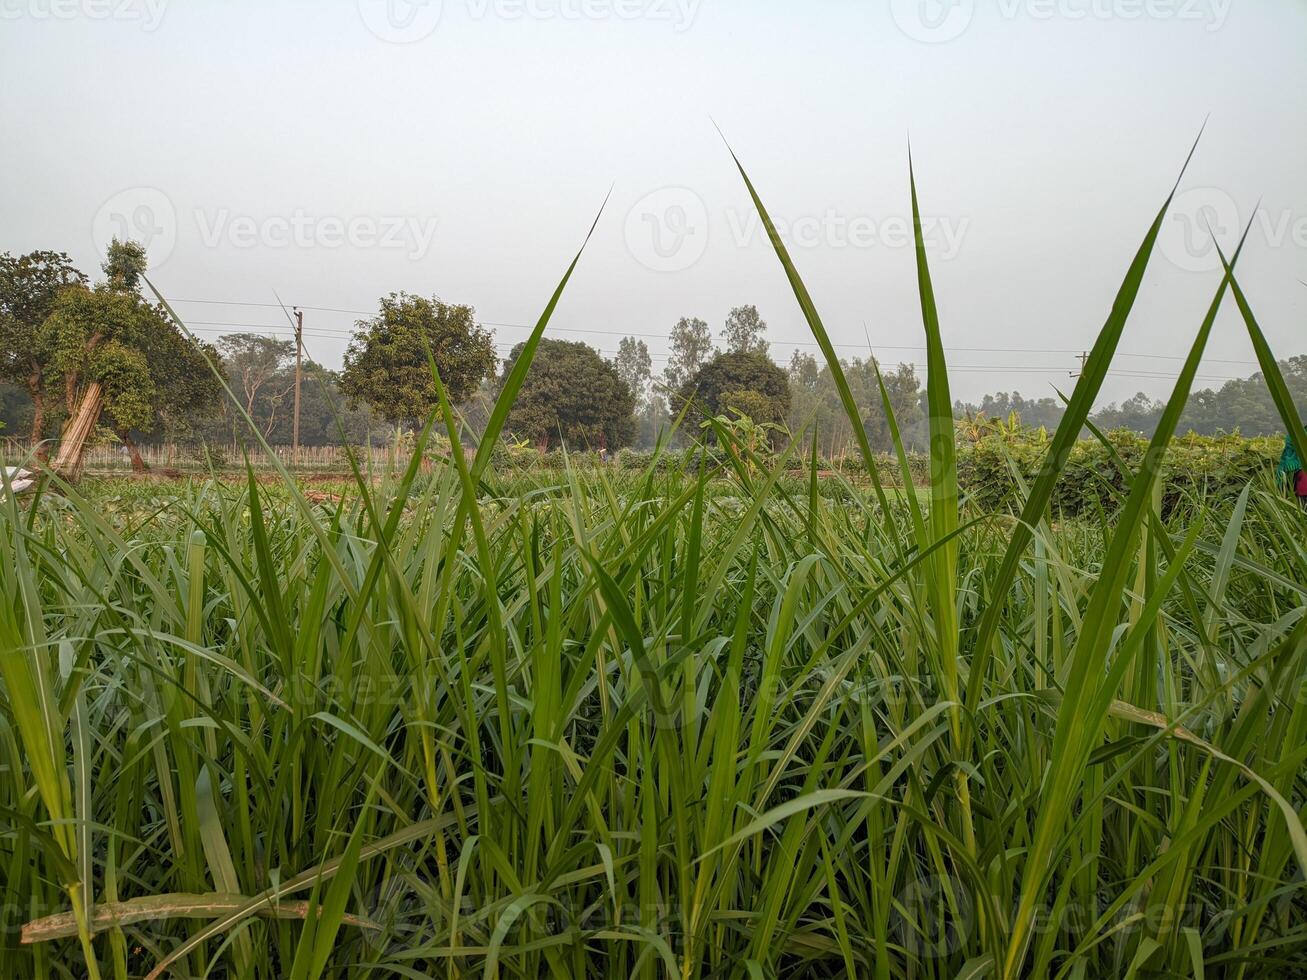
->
{"left": 788, "top": 349, "right": 820, "bottom": 391}
{"left": 0, "top": 250, "right": 87, "bottom": 444}
{"left": 501, "top": 339, "right": 635, "bottom": 451}
{"left": 260, "top": 363, "right": 378, "bottom": 446}
{"left": 44, "top": 240, "right": 221, "bottom": 474}
{"left": 866, "top": 361, "right": 924, "bottom": 451}
{"left": 340, "top": 292, "right": 497, "bottom": 427}
{"left": 663, "top": 317, "right": 714, "bottom": 394}
{"left": 781, "top": 351, "right": 925, "bottom": 457}
{"left": 957, "top": 391, "right": 1067, "bottom": 434}
{"left": 679, "top": 351, "right": 791, "bottom": 437}
{"left": 615, "top": 336, "right": 661, "bottom": 447}
{"left": 636, "top": 391, "right": 669, "bottom": 449}
{"left": 722, "top": 304, "right": 768, "bottom": 356}
{"left": 614, "top": 336, "right": 653, "bottom": 404}
{"left": 218, "top": 333, "right": 297, "bottom": 429}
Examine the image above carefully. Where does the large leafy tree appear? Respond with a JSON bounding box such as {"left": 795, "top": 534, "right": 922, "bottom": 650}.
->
{"left": 502, "top": 339, "right": 635, "bottom": 451}
{"left": 721, "top": 304, "right": 768, "bottom": 356}
{"left": 680, "top": 350, "right": 791, "bottom": 434}
{"left": 0, "top": 250, "right": 87, "bottom": 443}
{"left": 43, "top": 241, "right": 221, "bottom": 472}
{"left": 340, "top": 292, "right": 497, "bottom": 427}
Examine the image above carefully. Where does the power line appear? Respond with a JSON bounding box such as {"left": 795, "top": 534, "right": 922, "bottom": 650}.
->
{"left": 165, "top": 295, "right": 1266, "bottom": 379}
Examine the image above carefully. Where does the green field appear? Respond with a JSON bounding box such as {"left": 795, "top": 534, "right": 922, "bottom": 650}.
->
{"left": 2, "top": 167, "right": 1306, "bottom": 979}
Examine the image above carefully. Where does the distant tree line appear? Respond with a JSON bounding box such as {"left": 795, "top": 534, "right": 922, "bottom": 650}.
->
{"left": 4, "top": 244, "right": 1304, "bottom": 468}
{"left": 954, "top": 357, "right": 1307, "bottom": 441}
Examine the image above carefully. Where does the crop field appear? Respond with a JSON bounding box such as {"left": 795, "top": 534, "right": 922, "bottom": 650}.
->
{"left": 2, "top": 166, "right": 1306, "bottom": 980}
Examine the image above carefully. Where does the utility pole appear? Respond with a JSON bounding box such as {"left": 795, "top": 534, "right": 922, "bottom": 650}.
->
{"left": 292, "top": 307, "right": 303, "bottom": 465}
{"left": 1071, "top": 350, "right": 1088, "bottom": 379}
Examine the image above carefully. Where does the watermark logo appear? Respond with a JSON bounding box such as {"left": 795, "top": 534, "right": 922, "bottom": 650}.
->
{"left": 726, "top": 208, "right": 969, "bottom": 259}
{"left": 467, "top": 0, "right": 701, "bottom": 30}
{"left": 359, "top": 0, "right": 700, "bottom": 41}
{"left": 894, "top": 0, "right": 1230, "bottom": 43}
{"left": 1160, "top": 187, "right": 1306, "bottom": 273}
{"left": 194, "top": 209, "right": 440, "bottom": 260}
{"left": 0, "top": 0, "right": 168, "bottom": 31}
{"left": 890, "top": 874, "right": 973, "bottom": 959}
{"left": 357, "top": 0, "right": 444, "bottom": 43}
{"left": 93, "top": 187, "right": 178, "bottom": 267}
{"left": 891, "top": 0, "right": 975, "bottom": 43}
{"left": 624, "top": 187, "right": 710, "bottom": 273}
{"left": 93, "top": 189, "right": 441, "bottom": 264}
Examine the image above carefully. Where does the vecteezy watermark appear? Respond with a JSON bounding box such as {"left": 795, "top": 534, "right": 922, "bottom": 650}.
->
{"left": 194, "top": 209, "right": 440, "bottom": 260}
{"left": 93, "top": 187, "right": 178, "bottom": 267}
{"left": 890, "top": 874, "right": 974, "bottom": 958}
{"left": 892, "top": 0, "right": 1230, "bottom": 43}
{"left": 358, "top": 0, "right": 700, "bottom": 42}
{"left": 93, "top": 187, "right": 441, "bottom": 266}
{"left": 1159, "top": 186, "right": 1307, "bottom": 273}
{"left": 725, "top": 208, "right": 970, "bottom": 259}
{"left": 623, "top": 186, "right": 970, "bottom": 273}
{"left": 357, "top": 0, "right": 444, "bottom": 43}
{"left": 0, "top": 0, "right": 168, "bottom": 31}
{"left": 890, "top": 0, "right": 976, "bottom": 43}
{"left": 624, "top": 187, "right": 710, "bottom": 273}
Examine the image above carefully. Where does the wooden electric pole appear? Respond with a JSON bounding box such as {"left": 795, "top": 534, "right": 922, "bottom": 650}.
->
{"left": 292, "top": 307, "right": 303, "bottom": 464}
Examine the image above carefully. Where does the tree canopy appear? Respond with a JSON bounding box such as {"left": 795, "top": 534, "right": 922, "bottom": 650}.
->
{"left": 721, "top": 304, "right": 768, "bottom": 356}
{"left": 340, "top": 292, "right": 497, "bottom": 427}
{"left": 680, "top": 350, "right": 791, "bottom": 434}
{"left": 0, "top": 249, "right": 87, "bottom": 442}
{"left": 614, "top": 336, "right": 652, "bottom": 402}
{"left": 663, "top": 316, "right": 714, "bottom": 394}
{"left": 501, "top": 339, "right": 635, "bottom": 451}
{"left": 40, "top": 240, "right": 221, "bottom": 470}
{"left": 787, "top": 351, "right": 926, "bottom": 455}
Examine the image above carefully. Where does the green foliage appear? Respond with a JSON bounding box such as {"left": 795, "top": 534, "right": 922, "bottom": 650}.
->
{"left": 500, "top": 338, "right": 636, "bottom": 450}
{"left": 219, "top": 333, "right": 296, "bottom": 418}
{"left": 339, "top": 292, "right": 496, "bottom": 426}
{"left": 1096, "top": 355, "right": 1307, "bottom": 436}
{"left": 0, "top": 249, "right": 87, "bottom": 439}
{"left": 100, "top": 239, "right": 147, "bottom": 293}
{"left": 39, "top": 242, "right": 220, "bottom": 444}
{"left": 958, "top": 428, "right": 1285, "bottom": 515}
{"left": 721, "top": 303, "right": 768, "bottom": 355}
{"left": 613, "top": 335, "right": 652, "bottom": 401}
{"left": 679, "top": 350, "right": 791, "bottom": 435}
{"left": 701, "top": 404, "right": 784, "bottom": 472}
{"left": 4, "top": 439, "right": 1305, "bottom": 978}
{"left": 5, "top": 152, "right": 1307, "bottom": 980}
{"left": 662, "top": 315, "right": 714, "bottom": 393}
{"left": 788, "top": 351, "right": 925, "bottom": 454}
{"left": 956, "top": 390, "right": 1067, "bottom": 432}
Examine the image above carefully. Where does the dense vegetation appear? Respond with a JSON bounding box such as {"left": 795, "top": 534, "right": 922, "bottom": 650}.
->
{"left": 1, "top": 150, "right": 1305, "bottom": 979}
{"left": 5, "top": 248, "right": 1306, "bottom": 462}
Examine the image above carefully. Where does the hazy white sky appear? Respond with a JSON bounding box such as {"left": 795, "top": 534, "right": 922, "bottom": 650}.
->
{"left": 2, "top": 0, "right": 1304, "bottom": 403}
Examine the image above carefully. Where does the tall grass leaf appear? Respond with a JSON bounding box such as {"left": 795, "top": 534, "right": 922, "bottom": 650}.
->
{"left": 968, "top": 133, "right": 1204, "bottom": 709}
{"left": 1004, "top": 206, "right": 1243, "bottom": 978}
{"left": 721, "top": 139, "right": 897, "bottom": 521}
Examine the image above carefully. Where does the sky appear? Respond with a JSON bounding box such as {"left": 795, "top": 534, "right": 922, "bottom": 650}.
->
{"left": 2, "top": 0, "right": 1304, "bottom": 405}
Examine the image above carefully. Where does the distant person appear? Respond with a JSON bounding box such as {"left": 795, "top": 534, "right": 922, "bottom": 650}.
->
{"left": 1277, "top": 429, "right": 1307, "bottom": 502}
